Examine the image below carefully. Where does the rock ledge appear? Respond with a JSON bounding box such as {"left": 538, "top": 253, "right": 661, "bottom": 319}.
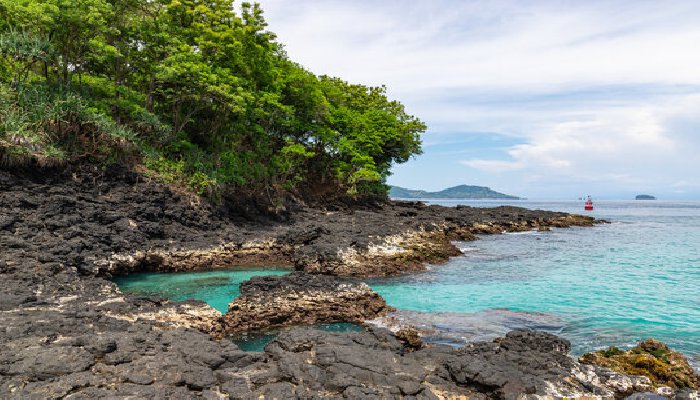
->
{"left": 221, "top": 272, "right": 392, "bottom": 333}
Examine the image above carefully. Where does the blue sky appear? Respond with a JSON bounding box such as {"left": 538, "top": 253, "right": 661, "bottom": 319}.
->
{"left": 258, "top": 0, "right": 700, "bottom": 199}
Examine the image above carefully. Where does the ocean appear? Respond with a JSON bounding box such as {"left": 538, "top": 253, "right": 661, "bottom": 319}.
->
{"left": 115, "top": 200, "right": 699, "bottom": 364}
{"left": 371, "top": 199, "right": 699, "bottom": 365}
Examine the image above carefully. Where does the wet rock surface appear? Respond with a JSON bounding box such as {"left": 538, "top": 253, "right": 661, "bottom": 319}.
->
{"left": 0, "top": 166, "right": 666, "bottom": 399}
{"left": 222, "top": 272, "right": 392, "bottom": 333}
{"left": 368, "top": 309, "right": 566, "bottom": 346}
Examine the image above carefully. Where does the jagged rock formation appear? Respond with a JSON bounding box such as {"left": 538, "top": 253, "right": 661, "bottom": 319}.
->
{"left": 4, "top": 166, "right": 684, "bottom": 399}
{"left": 94, "top": 240, "right": 292, "bottom": 276}
{"left": 294, "top": 209, "right": 600, "bottom": 276}
{"left": 224, "top": 328, "right": 656, "bottom": 398}
{"left": 0, "top": 167, "right": 601, "bottom": 279}
{"left": 446, "top": 330, "right": 654, "bottom": 398}
{"left": 222, "top": 272, "right": 392, "bottom": 333}
{"left": 0, "top": 267, "right": 238, "bottom": 398}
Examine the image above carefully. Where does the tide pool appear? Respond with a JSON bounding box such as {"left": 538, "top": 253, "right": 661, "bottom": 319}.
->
{"left": 114, "top": 268, "right": 363, "bottom": 351}
{"left": 229, "top": 323, "right": 363, "bottom": 352}
{"left": 114, "top": 268, "right": 289, "bottom": 313}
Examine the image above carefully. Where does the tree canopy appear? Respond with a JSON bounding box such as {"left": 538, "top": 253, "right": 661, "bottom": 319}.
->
{"left": 0, "top": 0, "right": 424, "bottom": 199}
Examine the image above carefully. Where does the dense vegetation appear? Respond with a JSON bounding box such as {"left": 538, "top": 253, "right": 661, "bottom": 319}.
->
{"left": 0, "top": 0, "right": 424, "bottom": 200}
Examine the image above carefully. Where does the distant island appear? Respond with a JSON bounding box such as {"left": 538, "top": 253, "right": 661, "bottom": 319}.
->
{"left": 635, "top": 194, "right": 657, "bottom": 200}
{"left": 390, "top": 185, "right": 520, "bottom": 199}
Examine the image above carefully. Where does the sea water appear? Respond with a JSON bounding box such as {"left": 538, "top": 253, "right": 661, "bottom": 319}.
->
{"left": 114, "top": 268, "right": 363, "bottom": 350}
{"left": 369, "top": 200, "right": 699, "bottom": 365}
{"left": 114, "top": 201, "right": 699, "bottom": 364}
{"left": 229, "top": 322, "right": 363, "bottom": 351}
{"left": 114, "top": 268, "right": 289, "bottom": 313}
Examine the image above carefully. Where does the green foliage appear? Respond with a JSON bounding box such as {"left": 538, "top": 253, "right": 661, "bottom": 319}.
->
{"left": 0, "top": 0, "right": 425, "bottom": 199}
{"left": 0, "top": 82, "right": 138, "bottom": 166}
{"left": 601, "top": 346, "right": 625, "bottom": 358}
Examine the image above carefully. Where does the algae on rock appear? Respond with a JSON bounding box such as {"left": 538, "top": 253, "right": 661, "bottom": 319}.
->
{"left": 579, "top": 338, "right": 699, "bottom": 390}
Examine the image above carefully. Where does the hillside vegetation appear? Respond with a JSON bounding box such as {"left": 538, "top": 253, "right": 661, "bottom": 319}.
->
{"left": 0, "top": 0, "right": 424, "bottom": 201}
{"left": 390, "top": 185, "right": 520, "bottom": 200}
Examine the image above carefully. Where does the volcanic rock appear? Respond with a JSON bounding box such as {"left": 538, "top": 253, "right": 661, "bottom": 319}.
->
{"left": 447, "top": 329, "right": 653, "bottom": 398}
{"left": 0, "top": 166, "right": 635, "bottom": 399}
{"left": 238, "top": 327, "right": 660, "bottom": 399}
{"left": 221, "top": 272, "right": 392, "bottom": 333}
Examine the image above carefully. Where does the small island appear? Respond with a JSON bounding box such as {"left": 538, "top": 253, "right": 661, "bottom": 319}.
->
{"left": 635, "top": 194, "right": 657, "bottom": 200}
{"left": 390, "top": 184, "right": 520, "bottom": 199}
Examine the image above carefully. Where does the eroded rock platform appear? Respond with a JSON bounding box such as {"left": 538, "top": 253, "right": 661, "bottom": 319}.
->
{"left": 3, "top": 166, "right": 692, "bottom": 399}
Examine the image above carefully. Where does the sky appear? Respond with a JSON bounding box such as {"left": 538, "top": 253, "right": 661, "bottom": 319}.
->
{"left": 257, "top": 0, "right": 700, "bottom": 199}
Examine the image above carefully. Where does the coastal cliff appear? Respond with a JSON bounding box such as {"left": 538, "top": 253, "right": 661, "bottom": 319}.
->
{"left": 2, "top": 167, "right": 696, "bottom": 399}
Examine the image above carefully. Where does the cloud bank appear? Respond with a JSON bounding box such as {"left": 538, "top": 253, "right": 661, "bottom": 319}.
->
{"left": 259, "top": 0, "right": 700, "bottom": 199}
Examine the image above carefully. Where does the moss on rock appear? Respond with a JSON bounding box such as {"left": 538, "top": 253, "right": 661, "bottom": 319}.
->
{"left": 579, "top": 339, "right": 699, "bottom": 390}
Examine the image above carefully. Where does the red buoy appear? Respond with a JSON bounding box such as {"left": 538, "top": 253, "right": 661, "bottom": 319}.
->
{"left": 584, "top": 195, "right": 594, "bottom": 211}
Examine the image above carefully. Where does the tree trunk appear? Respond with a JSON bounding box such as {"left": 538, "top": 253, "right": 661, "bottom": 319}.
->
{"left": 145, "top": 76, "right": 155, "bottom": 112}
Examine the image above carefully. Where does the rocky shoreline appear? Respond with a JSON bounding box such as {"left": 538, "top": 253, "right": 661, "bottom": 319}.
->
{"left": 1, "top": 166, "right": 697, "bottom": 399}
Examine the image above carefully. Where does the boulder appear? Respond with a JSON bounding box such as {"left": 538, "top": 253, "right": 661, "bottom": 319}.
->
{"left": 221, "top": 272, "right": 392, "bottom": 333}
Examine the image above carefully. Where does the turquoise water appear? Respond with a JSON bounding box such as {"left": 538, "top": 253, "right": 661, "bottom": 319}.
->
{"left": 114, "top": 268, "right": 289, "bottom": 313}
{"left": 230, "top": 323, "right": 363, "bottom": 351}
{"left": 114, "top": 268, "right": 362, "bottom": 351}
{"left": 370, "top": 200, "right": 700, "bottom": 364}
{"left": 114, "top": 201, "right": 699, "bottom": 363}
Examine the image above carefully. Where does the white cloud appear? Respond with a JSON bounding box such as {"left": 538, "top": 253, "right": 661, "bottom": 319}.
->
{"left": 260, "top": 0, "right": 700, "bottom": 91}
{"left": 462, "top": 94, "right": 700, "bottom": 195}
{"left": 258, "top": 0, "right": 700, "bottom": 198}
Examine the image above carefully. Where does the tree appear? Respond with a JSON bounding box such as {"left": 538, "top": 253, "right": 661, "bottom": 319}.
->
{"left": 0, "top": 0, "right": 425, "bottom": 199}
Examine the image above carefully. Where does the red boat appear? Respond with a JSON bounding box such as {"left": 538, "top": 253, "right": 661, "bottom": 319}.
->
{"left": 584, "top": 195, "right": 594, "bottom": 211}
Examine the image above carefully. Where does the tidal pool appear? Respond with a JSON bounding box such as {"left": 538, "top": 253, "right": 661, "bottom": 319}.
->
{"left": 114, "top": 268, "right": 363, "bottom": 351}
{"left": 113, "top": 268, "right": 290, "bottom": 313}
